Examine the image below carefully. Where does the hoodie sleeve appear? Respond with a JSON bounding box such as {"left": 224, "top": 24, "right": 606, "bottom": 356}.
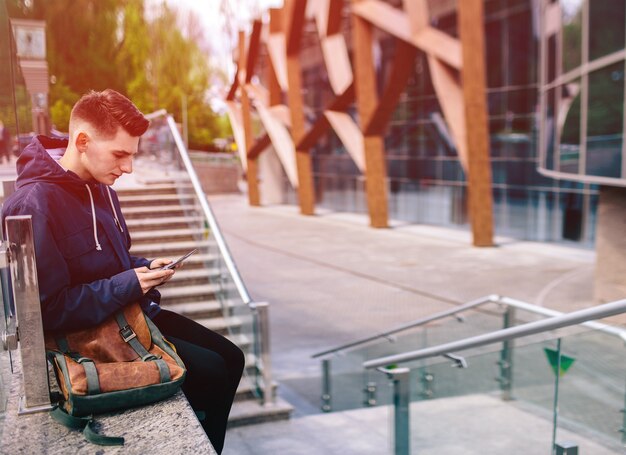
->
{"left": 4, "top": 204, "right": 144, "bottom": 331}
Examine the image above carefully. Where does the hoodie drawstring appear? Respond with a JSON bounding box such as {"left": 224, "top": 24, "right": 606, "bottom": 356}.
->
{"left": 85, "top": 184, "right": 102, "bottom": 251}
{"left": 106, "top": 186, "right": 124, "bottom": 233}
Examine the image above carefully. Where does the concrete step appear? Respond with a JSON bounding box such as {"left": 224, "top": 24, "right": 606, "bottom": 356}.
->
{"left": 129, "top": 240, "right": 213, "bottom": 258}
{"left": 125, "top": 215, "right": 205, "bottom": 232}
{"left": 131, "top": 227, "right": 207, "bottom": 244}
{"left": 167, "top": 268, "right": 221, "bottom": 287}
{"left": 160, "top": 299, "right": 235, "bottom": 319}
{"left": 115, "top": 182, "right": 193, "bottom": 197}
{"left": 234, "top": 376, "right": 279, "bottom": 402}
{"left": 159, "top": 282, "right": 223, "bottom": 304}
{"left": 118, "top": 193, "right": 197, "bottom": 207}
{"left": 228, "top": 396, "right": 293, "bottom": 427}
{"left": 195, "top": 314, "right": 252, "bottom": 336}
{"left": 122, "top": 204, "right": 199, "bottom": 219}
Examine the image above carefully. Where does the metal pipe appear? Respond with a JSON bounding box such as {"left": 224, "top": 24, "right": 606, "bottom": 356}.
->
{"left": 379, "top": 367, "right": 411, "bottom": 455}
{"left": 364, "top": 297, "right": 626, "bottom": 369}
{"left": 314, "top": 294, "right": 626, "bottom": 360}
{"left": 312, "top": 295, "right": 498, "bottom": 358}
{"left": 322, "top": 359, "right": 331, "bottom": 412}
{"left": 165, "top": 115, "right": 253, "bottom": 305}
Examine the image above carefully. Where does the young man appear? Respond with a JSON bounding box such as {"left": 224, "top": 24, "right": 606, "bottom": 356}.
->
{"left": 1, "top": 89, "right": 243, "bottom": 453}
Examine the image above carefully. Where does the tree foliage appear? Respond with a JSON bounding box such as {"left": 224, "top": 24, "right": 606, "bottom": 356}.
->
{"left": 7, "top": 0, "right": 230, "bottom": 149}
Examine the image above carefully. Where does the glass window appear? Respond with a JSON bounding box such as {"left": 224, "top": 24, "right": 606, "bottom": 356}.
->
{"left": 559, "top": 81, "right": 581, "bottom": 174}
{"left": 561, "top": 0, "right": 583, "bottom": 73}
{"left": 589, "top": 0, "right": 625, "bottom": 61}
{"left": 585, "top": 62, "right": 624, "bottom": 177}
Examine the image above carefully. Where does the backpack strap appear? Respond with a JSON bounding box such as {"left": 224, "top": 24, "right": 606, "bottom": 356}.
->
{"left": 114, "top": 311, "right": 171, "bottom": 383}
{"left": 51, "top": 406, "right": 124, "bottom": 446}
{"left": 55, "top": 336, "right": 101, "bottom": 395}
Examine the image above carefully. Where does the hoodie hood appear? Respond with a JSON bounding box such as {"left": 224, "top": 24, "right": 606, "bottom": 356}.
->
{"left": 16, "top": 135, "right": 86, "bottom": 190}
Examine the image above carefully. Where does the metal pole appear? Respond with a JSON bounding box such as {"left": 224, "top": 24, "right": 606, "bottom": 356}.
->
{"left": 252, "top": 302, "right": 274, "bottom": 406}
{"left": 498, "top": 307, "right": 514, "bottom": 401}
{"left": 387, "top": 368, "right": 411, "bottom": 455}
{"left": 551, "top": 338, "right": 562, "bottom": 455}
{"left": 5, "top": 216, "right": 52, "bottom": 414}
{"left": 322, "top": 358, "right": 331, "bottom": 412}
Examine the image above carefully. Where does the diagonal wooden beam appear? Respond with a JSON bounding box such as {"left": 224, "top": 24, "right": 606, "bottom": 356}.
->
{"left": 226, "top": 65, "right": 239, "bottom": 101}
{"left": 286, "top": 0, "right": 308, "bottom": 56}
{"left": 247, "top": 133, "right": 271, "bottom": 160}
{"left": 326, "top": 0, "right": 343, "bottom": 36}
{"left": 364, "top": 40, "right": 418, "bottom": 136}
{"left": 321, "top": 33, "right": 353, "bottom": 95}
{"left": 267, "top": 34, "right": 289, "bottom": 91}
{"left": 225, "top": 101, "right": 246, "bottom": 168}
{"left": 352, "top": 0, "right": 462, "bottom": 70}
{"left": 325, "top": 110, "right": 365, "bottom": 171}
{"left": 245, "top": 20, "right": 263, "bottom": 83}
{"left": 297, "top": 83, "right": 354, "bottom": 149}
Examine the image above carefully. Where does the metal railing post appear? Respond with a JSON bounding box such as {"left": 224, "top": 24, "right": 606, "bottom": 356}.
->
{"left": 322, "top": 358, "right": 331, "bottom": 412}
{"left": 5, "top": 216, "right": 52, "bottom": 414}
{"left": 497, "top": 306, "right": 515, "bottom": 401}
{"left": 382, "top": 367, "right": 411, "bottom": 455}
{"left": 252, "top": 301, "right": 274, "bottom": 406}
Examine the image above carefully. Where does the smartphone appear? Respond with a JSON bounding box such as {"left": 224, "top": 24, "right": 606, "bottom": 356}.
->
{"left": 160, "top": 248, "right": 198, "bottom": 270}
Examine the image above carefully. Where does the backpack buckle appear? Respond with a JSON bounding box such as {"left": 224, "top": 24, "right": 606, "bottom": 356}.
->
{"left": 119, "top": 325, "right": 137, "bottom": 343}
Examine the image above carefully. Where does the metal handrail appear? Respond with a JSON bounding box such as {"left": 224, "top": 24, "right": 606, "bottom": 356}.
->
{"left": 313, "top": 294, "right": 626, "bottom": 359}
{"left": 364, "top": 297, "right": 626, "bottom": 369}
{"left": 161, "top": 113, "right": 274, "bottom": 404}
{"left": 164, "top": 115, "right": 252, "bottom": 305}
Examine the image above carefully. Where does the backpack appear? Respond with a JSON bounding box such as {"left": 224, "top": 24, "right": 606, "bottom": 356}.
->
{"left": 45, "top": 302, "right": 186, "bottom": 445}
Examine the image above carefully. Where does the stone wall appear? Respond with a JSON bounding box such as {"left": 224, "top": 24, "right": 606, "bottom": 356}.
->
{"left": 191, "top": 152, "right": 242, "bottom": 194}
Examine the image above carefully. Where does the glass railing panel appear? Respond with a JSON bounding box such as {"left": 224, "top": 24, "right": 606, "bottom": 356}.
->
{"left": 402, "top": 337, "right": 563, "bottom": 453}
{"left": 554, "top": 330, "right": 626, "bottom": 451}
{"left": 136, "top": 112, "right": 262, "bottom": 397}
{"left": 322, "top": 305, "right": 509, "bottom": 412}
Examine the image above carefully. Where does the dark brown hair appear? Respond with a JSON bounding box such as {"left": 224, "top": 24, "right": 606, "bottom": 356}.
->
{"left": 70, "top": 89, "right": 149, "bottom": 137}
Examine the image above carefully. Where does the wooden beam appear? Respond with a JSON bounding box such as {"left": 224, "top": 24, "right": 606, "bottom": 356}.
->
{"left": 297, "top": 83, "right": 354, "bottom": 149}
{"left": 286, "top": 0, "right": 308, "bottom": 55}
{"left": 255, "top": 100, "right": 300, "bottom": 187}
{"left": 225, "top": 101, "right": 247, "bottom": 168}
{"left": 239, "top": 30, "right": 260, "bottom": 206}
{"left": 326, "top": 0, "right": 344, "bottom": 36}
{"left": 226, "top": 66, "right": 239, "bottom": 101}
{"left": 458, "top": 0, "right": 494, "bottom": 247}
{"left": 352, "top": 3, "right": 388, "bottom": 228}
{"left": 325, "top": 110, "right": 365, "bottom": 171}
{"left": 267, "top": 34, "right": 289, "bottom": 91}
{"left": 428, "top": 56, "right": 468, "bottom": 171}
{"left": 321, "top": 34, "right": 353, "bottom": 95}
{"left": 245, "top": 20, "right": 263, "bottom": 83}
{"left": 352, "top": 1, "right": 462, "bottom": 70}
{"left": 364, "top": 40, "right": 418, "bottom": 136}
{"left": 403, "top": 0, "right": 429, "bottom": 32}
{"left": 247, "top": 133, "right": 272, "bottom": 160}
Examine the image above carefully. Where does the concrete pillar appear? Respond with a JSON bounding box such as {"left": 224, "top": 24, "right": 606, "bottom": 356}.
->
{"left": 594, "top": 186, "right": 626, "bottom": 303}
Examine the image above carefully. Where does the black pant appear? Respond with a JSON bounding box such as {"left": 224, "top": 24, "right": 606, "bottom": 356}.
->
{"left": 152, "top": 309, "right": 244, "bottom": 454}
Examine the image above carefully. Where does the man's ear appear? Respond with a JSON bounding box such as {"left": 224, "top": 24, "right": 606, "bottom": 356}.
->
{"left": 75, "top": 132, "right": 89, "bottom": 153}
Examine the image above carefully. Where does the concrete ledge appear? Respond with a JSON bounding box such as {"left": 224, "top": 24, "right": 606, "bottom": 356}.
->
{"left": 0, "top": 354, "right": 216, "bottom": 454}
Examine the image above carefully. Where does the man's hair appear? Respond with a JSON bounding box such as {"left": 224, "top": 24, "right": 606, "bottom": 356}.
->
{"left": 70, "top": 89, "right": 149, "bottom": 138}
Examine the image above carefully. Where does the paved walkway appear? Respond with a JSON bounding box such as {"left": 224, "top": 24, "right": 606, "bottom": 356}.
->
{"left": 205, "top": 194, "right": 623, "bottom": 454}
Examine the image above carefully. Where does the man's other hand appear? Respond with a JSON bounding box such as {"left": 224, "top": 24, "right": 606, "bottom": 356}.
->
{"left": 134, "top": 267, "right": 175, "bottom": 294}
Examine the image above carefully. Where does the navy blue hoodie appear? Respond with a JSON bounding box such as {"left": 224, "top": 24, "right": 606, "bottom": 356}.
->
{"left": 2, "top": 135, "right": 161, "bottom": 331}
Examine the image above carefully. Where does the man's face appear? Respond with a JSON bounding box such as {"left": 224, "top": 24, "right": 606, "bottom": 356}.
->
{"left": 80, "top": 127, "right": 139, "bottom": 185}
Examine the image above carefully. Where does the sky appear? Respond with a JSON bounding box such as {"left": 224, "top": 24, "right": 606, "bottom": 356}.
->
{"left": 157, "top": 0, "right": 282, "bottom": 72}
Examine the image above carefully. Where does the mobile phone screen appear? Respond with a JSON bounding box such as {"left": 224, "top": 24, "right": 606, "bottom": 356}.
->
{"left": 160, "top": 248, "right": 198, "bottom": 270}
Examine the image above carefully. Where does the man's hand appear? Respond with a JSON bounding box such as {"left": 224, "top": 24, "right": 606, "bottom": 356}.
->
{"left": 149, "top": 257, "right": 184, "bottom": 270}
{"left": 134, "top": 267, "right": 174, "bottom": 295}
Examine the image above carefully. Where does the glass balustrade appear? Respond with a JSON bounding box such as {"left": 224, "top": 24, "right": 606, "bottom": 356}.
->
{"left": 136, "top": 113, "right": 263, "bottom": 400}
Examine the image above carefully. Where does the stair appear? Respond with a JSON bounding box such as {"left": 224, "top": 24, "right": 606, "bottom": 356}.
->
{"left": 115, "top": 180, "right": 292, "bottom": 425}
